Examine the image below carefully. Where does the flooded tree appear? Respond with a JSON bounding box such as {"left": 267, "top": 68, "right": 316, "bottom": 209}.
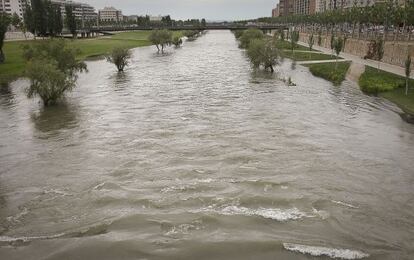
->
{"left": 149, "top": 30, "right": 172, "bottom": 53}
{"left": 247, "top": 39, "right": 280, "bottom": 73}
{"left": 107, "top": 47, "right": 132, "bottom": 72}
{"left": 172, "top": 35, "right": 183, "bottom": 47}
{"left": 23, "top": 39, "right": 87, "bottom": 106}
{"left": 239, "top": 29, "right": 263, "bottom": 49}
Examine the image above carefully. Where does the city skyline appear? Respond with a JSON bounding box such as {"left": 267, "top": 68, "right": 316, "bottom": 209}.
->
{"left": 85, "top": 0, "right": 278, "bottom": 20}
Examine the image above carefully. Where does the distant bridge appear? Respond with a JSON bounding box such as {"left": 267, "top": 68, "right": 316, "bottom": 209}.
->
{"left": 90, "top": 24, "right": 287, "bottom": 33}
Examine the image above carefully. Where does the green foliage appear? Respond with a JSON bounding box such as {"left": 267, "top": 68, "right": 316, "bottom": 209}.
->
{"left": 405, "top": 55, "right": 412, "bottom": 96}
{"left": 247, "top": 38, "right": 280, "bottom": 73}
{"left": 330, "top": 35, "right": 335, "bottom": 50}
{"left": 172, "top": 35, "right": 183, "bottom": 47}
{"left": 280, "top": 29, "right": 285, "bottom": 41}
{"left": 380, "top": 88, "right": 414, "bottom": 115}
{"left": 232, "top": 30, "right": 244, "bottom": 39}
{"left": 183, "top": 30, "right": 201, "bottom": 41}
{"left": 22, "top": 39, "right": 87, "bottom": 105}
{"left": 11, "top": 13, "right": 21, "bottom": 27}
{"left": 359, "top": 66, "right": 411, "bottom": 94}
{"left": 0, "top": 13, "right": 10, "bottom": 63}
{"left": 149, "top": 29, "right": 173, "bottom": 53}
{"left": 32, "top": 0, "right": 47, "bottom": 36}
{"left": 47, "top": 2, "right": 63, "bottom": 36}
{"left": 282, "top": 51, "right": 337, "bottom": 61}
{"left": 239, "top": 29, "right": 264, "bottom": 49}
{"left": 290, "top": 30, "right": 299, "bottom": 53}
{"left": 333, "top": 37, "right": 343, "bottom": 57}
{"left": 305, "top": 61, "right": 351, "bottom": 85}
{"left": 106, "top": 47, "right": 132, "bottom": 72}
{"left": 65, "top": 6, "right": 77, "bottom": 38}
{"left": 308, "top": 34, "right": 314, "bottom": 51}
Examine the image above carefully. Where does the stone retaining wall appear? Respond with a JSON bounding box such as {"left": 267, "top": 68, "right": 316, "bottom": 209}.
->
{"left": 299, "top": 32, "right": 414, "bottom": 68}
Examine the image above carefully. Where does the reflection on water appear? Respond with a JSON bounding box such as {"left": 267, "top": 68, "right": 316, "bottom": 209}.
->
{"left": 0, "top": 31, "right": 413, "bottom": 260}
{"left": 30, "top": 102, "right": 79, "bottom": 134}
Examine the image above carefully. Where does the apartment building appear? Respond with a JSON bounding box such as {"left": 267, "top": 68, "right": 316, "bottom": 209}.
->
{"left": 294, "top": 0, "right": 317, "bottom": 14}
{"left": 98, "top": 6, "right": 122, "bottom": 22}
{"left": 272, "top": 4, "right": 280, "bottom": 17}
{"left": 51, "top": 0, "right": 97, "bottom": 22}
{"left": 0, "top": 0, "right": 30, "bottom": 19}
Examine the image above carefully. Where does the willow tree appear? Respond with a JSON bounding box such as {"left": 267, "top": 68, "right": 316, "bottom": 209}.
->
{"left": 149, "top": 29, "right": 172, "bottom": 53}
{"left": 239, "top": 29, "right": 263, "bottom": 49}
{"left": 247, "top": 39, "right": 280, "bottom": 73}
{"left": 23, "top": 39, "right": 87, "bottom": 106}
{"left": 107, "top": 47, "right": 131, "bottom": 72}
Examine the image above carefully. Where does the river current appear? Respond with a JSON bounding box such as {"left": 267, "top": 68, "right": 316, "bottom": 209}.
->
{"left": 0, "top": 30, "right": 413, "bottom": 259}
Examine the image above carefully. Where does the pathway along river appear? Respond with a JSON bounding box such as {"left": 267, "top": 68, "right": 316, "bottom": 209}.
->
{"left": 1, "top": 31, "right": 414, "bottom": 260}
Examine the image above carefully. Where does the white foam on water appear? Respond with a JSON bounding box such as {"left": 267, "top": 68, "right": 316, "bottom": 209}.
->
{"left": 331, "top": 200, "right": 359, "bottom": 209}
{"left": 283, "top": 243, "right": 369, "bottom": 259}
{"left": 193, "top": 206, "right": 310, "bottom": 221}
{"left": 0, "top": 233, "right": 65, "bottom": 243}
{"left": 6, "top": 207, "right": 29, "bottom": 223}
{"left": 312, "top": 208, "right": 330, "bottom": 220}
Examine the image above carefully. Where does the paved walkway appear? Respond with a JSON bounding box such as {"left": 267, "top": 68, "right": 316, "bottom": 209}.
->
{"left": 298, "top": 41, "right": 414, "bottom": 79}
{"left": 297, "top": 59, "right": 351, "bottom": 65}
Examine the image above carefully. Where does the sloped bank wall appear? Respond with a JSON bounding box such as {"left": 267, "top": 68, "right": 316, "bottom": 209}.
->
{"left": 299, "top": 32, "right": 414, "bottom": 68}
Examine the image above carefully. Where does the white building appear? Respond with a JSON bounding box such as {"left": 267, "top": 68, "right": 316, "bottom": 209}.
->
{"left": 51, "top": 0, "right": 97, "bottom": 21}
{"left": 0, "top": 0, "right": 31, "bottom": 20}
{"left": 98, "top": 6, "right": 122, "bottom": 22}
{"left": 149, "top": 15, "right": 162, "bottom": 22}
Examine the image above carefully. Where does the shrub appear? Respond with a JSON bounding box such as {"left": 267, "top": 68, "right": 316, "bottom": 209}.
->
{"left": 172, "top": 35, "right": 183, "bottom": 47}
{"left": 232, "top": 30, "right": 244, "bottom": 39}
{"left": 106, "top": 47, "right": 132, "bottom": 72}
{"left": 149, "top": 29, "right": 172, "bottom": 53}
{"left": 306, "top": 62, "right": 351, "bottom": 86}
{"left": 247, "top": 38, "right": 280, "bottom": 73}
{"left": 239, "top": 29, "right": 264, "bottom": 49}
{"left": 22, "top": 39, "right": 87, "bottom": 106}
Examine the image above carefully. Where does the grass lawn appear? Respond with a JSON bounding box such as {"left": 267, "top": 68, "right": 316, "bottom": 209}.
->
{"left": 304, "top": 61, "right": 351, "bottom": 85}
{"left": 283, "top": 50, "right": 340, "bottom": 61}
{"left": 380, "top": 88, "right": 414, "bottom": 114}
{"left": 274, "top": 40, "right": 311, "bottom": 51}
{"left": 359, "top": 66, "right": 414, "bottom": 114}
{"left": 0, "top": 31, "right": 183, "bottom": 84}
{"left": 358, "top": 66, "right": 414, "bottom": 94}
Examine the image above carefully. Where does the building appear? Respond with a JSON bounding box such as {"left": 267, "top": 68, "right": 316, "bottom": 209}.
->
{"left": 149, "top": 15, "right": 162, "bottom": 22}
{"left": 294, "top": 0, "right": 317, "bottom": 15}
{"left": 51, "top": 0, "right": 97, "bottom": 22}
{"left": 0, "top": 0, "right": 31, "bottom": 20}
{"left": 98, "top": 6, "right": 122, "bottom": 23}
{"left": 272, "top": 4, "right": 280, "bottom": 17}
{"left": 277, "top": 0, "right": 295, "bottom": 16}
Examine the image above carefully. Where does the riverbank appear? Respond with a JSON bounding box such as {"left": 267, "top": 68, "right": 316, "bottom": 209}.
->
{"left": 0, "top": 31, "right": 183, "bottom": 85}
{"left": 304, "top": 61, "right": 351, "bottom": 85}
{"left": 295, "top": 40, "right": 414, "bottom": 121}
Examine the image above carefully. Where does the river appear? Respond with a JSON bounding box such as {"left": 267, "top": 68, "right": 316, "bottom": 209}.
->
{"left": 0, "top": 30, "right": 413, "bottom": 259}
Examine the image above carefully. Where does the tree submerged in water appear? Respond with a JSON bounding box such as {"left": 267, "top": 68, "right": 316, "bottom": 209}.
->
{"left": 149, "top": 29, "right": 172, "bottom": 53}
{"left": 107, "top": 47, "right": 132, "bottom": 72}
{"left": 23, "top": 39, "right": 87, "bottom": 106}
{"left": 247, "top": 39, "right": 281, "bottom": 73}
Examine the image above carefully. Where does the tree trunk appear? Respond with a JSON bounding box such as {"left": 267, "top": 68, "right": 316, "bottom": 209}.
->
{"left": 407, "top": 78, "right": 409, "bottom": 96}
{"left": 269, "top": 65, "right": 274, "bottom": 73}
{"left": 0, "top": 49, "right": 4, "bottom": 63}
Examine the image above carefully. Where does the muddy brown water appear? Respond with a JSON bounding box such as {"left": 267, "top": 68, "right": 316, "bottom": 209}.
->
{"left": 0, "top": 31, "right": 413, "bottom": 260}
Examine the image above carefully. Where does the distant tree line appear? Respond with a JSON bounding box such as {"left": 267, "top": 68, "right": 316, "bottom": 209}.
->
{"left": 242, "top": 1, "right": 414, "bottom": 40}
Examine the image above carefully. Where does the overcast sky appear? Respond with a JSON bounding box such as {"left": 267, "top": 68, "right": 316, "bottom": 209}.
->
{"left": 87, "top": 0, "right": 278, "bottom": 21}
